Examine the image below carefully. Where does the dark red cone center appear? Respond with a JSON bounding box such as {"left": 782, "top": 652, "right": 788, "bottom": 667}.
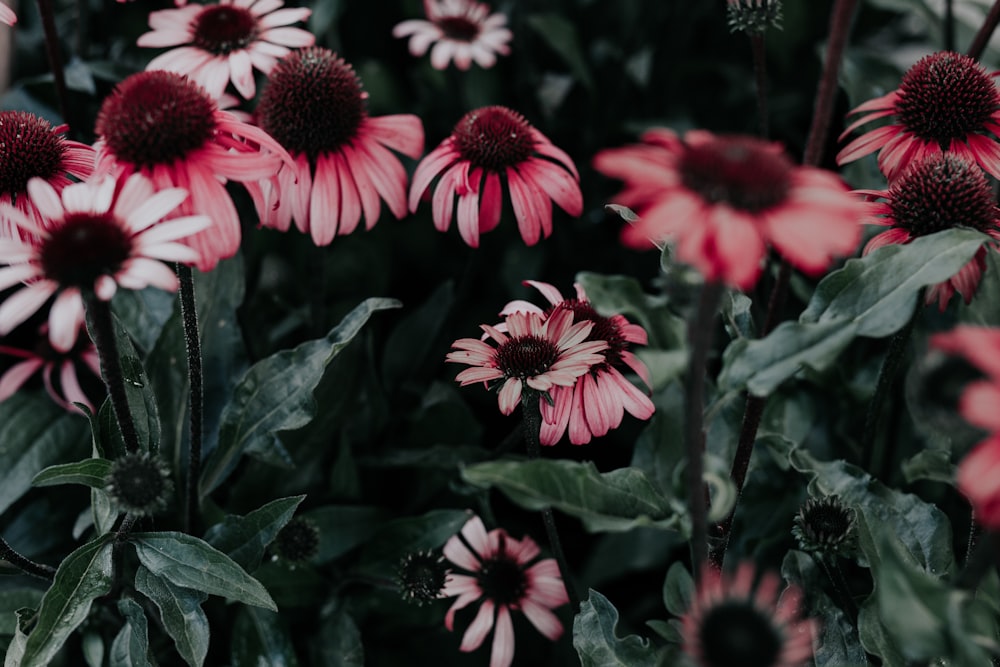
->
{"left": 438, "top": 16, "right": 481, "bottom": 41}
{"left": 495, "top": 334, "right": 559, "bottom": 380}
{"left": 40, "top": 213, "right": 133, "bottom": 289}
{"left": 0, "top": 111, "right": 67, "bottom": 197}
{"left": 678, "top": 136, "right": 793, "bottom": 212}
{"left": 477, "top": 540, "right": 528, "bottom": 606}
{"left": 887, "top": 153, "right": 998, "bottom": 236}
{"left": 192, "top": 5, "right": 258, "bottom": 55}
{"left": 699, "top": 602, "right": 783, "bottom": 667}
{"left": 452, "top": 106, "right": 535, "bottom": 171}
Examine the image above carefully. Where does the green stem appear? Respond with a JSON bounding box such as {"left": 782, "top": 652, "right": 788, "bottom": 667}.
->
{"left": 0, "top": 537, "right": 55, "bottom": 580}
{"left": 34, "top": 0, "right": 74, "bottom": 135}
{"left": 945, "top": 0, "right": 955, "bottom": 51}
{"left": 862, "top": 302, "right": 921, "bottom": 476}
{"left": 968, "top": 0, "right": 1000, "bottom": 60}
{"left": 177, "top": 265, "right": 203, "bottom": 533}
{"left": 684, "top": 281, "right": 725, "bottom": 578}
{"left": 522, "top": 392, "right": 581, "bottom": 611}
{"left": 85, "top": 293, "right": 140, "bottom": 454}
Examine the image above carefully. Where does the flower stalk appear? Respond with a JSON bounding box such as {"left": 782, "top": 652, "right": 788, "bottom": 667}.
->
{"left": 34, "top": 0, "right": 73, "bottom": 134}
{"left": 85, "top": 292, "right": 140, "bottom": 455}
{"left": 176, "top": 264, "right": 203, "bottom": 533}
{"left": 0, "top": 537, "right": 55, "bottom": 580}
{"left": 521, "top": 390, "right": 581, "bottom": 611}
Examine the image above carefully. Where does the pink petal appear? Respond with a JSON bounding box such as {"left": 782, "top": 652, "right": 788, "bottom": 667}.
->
{"left": 460, "top": 599, "right": 496, "bottom": 652}
{"left": 48, "top": 288, "right": 84, "bottom": 353}
{"left": 489, "top": 605, "right": 515, "bottom": 667}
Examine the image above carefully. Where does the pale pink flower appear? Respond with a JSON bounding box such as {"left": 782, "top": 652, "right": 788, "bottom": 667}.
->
{"left": 0, "top": 111, "right": 95, "bottom": 240}
{"left": 248, "top": 48, "right": 424, "bottom": 245}
{"left": 442, "top": 516, "right": 569, "bottom": 667}
{"left": 0, "top": 175, "right": 210, "bottom": 352}
{"left": 138, "top": 0, "right": 314, "bottom": 101}
{"left": 855, "top": 153, "right": 1000, "bottom": 310}
{"left": 411, "top": 106, "right": 582, "bottom": 247}
{"left": 0, "top": 324, "right": 101, "bottom": 412}
{"left": 446, "top": 308, "right": 608, "bottom": 415}
{"left": 393, "top": 0, "right": 512, "bottom": 71}
{"left": 501, "top": 280, "right": 654, "bottom": 445}
{"left": 682, "top": 563, "right": 818, "bottom": 667}
{"left": 838, "top": 51, "right": 1000, "bottom": 181}
{"left": 594, "top": 129, "right": 862, "bottom": 290}
{"left": 0, "top": 2, "right": 15, "bottom": 26}
{"left": 93, "top": 70, "right": 291, "bottom": 271}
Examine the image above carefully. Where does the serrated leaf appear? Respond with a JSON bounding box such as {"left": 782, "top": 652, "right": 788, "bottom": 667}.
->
{"left": 203, "top": 495, "right": 305, "bottom": 571}
{"left": 462, "top": 459, "right": 683, "bottom": 533}
{"left": 573, "top": 590, "right": 659, "bottom": 667}
{"left": 721, "top": 229, "right": 988, "bottom": 395}
{"left": 16, "top": 535, "right": 114, "bottom": 667}
{"left": 110, "top": 596, "right": 150, "bottom": 667}
{"left": 134, "top": 566, "right": 208, "bottom": 667}
{"left": 201, "top": 297, "right": 400, "bottom": 495}
{"left": 230, "top": 608, "right": 299, "bottom": 667}
{"left": 0, "top": 392, "right": 90, "bottom": 515}
{"left": 129, "top": 532, "right": 276, "bottom": 611}
{"left": 32, "top": 458, "right": 112, "bottom": 490}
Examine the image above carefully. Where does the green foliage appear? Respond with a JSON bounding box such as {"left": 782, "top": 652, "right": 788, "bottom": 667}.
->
{"left": 31, "top": 459, "right": 112, "bottom": 490}
{"left": 573, "top": 590, "right": 661, "bottom": 666}
{"left": 203, "top": 495, "right": 305, "bottom": 571}
{"left": 134, "top": 566, "right": 209, "bottom": 667}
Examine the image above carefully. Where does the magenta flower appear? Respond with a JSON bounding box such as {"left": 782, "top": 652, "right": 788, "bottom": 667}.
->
{"left": 594, "top": 129, "right": 862, "bottom": 290}
{"left": 442, "top": 515, "right": 568, "bottom": 667}
{"left": 446, "top": 308, "right": 608, "bottom": 415}
{"left": 856, "top": 152, "right": 1000, "bottom": 310}
{"left": 138, "top": 0, "right": 314, "bottom": 101}
{"left": 681, "top": 563, "right": 818, "bottom": 667}
{"left": 837, "top": 51, "right": 1000, "bottom": 181}
{"left": 393, "top": 0, "right": 512, "bottom": 71}
{"left": 0, "top": 324, "right": 101, "bottom": 412}
{"left": 94, "top": 70, "right": 291, "bottom": 271}
{"left": 0, "top": 2, "right": 15, "bottom": 25}
{"left": 501, "top": 280, "right": 654, "bottom": 445}
{"left": 248, "top": 47, "right": 424, "bottom": 245}
{"left": 410, "top": 106, "right": 582, "bottom": 247}
{"left": 932, "top": 327, "right": 1000, "bottom": 528}
{"left": 0, "top": 175, "right": 210, "bottom": 352}
{"left": 0, "top": 111, "right": 95, "bottom": 240}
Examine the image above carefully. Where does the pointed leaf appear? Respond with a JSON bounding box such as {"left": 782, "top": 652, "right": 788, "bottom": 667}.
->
{"left": 573, "top": 590, "right": 659, "bottom": 666}
{"left": 462, "top": 459, "right": 683, "bottom": 533}
{"left": 526, "top": 13, "right": 594, "bottom": 90}
{"left": 315, "top": 609, "right": 364, "bottom": 667}
{"left": 17, "top": 535, "right": 114, "bottom": 667}
{"left": 201, "top": 297, "right": 401, "bottom": 494}
{"left": 134, "top": 565, "right": 208, "bottom": 667}
{"left": 129, "top": 532, "right": 276, "bottom": 611}
{"left": 109, "top": 596, "right": 150, "bottom": 667}
{"left": 32, "top": 458, "right": 112, "bottom": 490}
{"left": 230, "top": 607, "right": 299, "bottom": 667}
{"left": 661, "top": 562, "right": 693, "bottom": 617}
{"left": 203, "top": 495, "right": 305, "bottom": 571}
{"left": 382, "top": 281, "right": 454, "bottom": 387}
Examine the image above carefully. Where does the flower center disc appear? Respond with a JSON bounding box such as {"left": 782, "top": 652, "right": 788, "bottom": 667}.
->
{"left": 192, "top": 5, "right": 258, "bottom": 55}
{"left": 0, "top": 111, "right": 67, "bottom": 198}
{"left": 478, "top": 553, "right": 527, "bottom": 606}
{"left": 257, "top": 47, "right": 367, "bottom": 161}
{"left": 495, "top": 334, "right": 560, "bottom": 380}
{"left": 96, "top": 71, "right": 217, "bottom": 169}
{"left": 438, "top": 16, "right": 481, "bottom": 41}
{"left": 895, "top": 52, "right": 1000, "bottom": 145}
{"left": 699, "top": 602, "right": 783, "bottom": 667}
{"left": 888, "top": 153, "right": 997, "bottom": 236}
{"left": 452, "top": 106, "right": 535, "bottom": 171}
{"left": 40, "top": 214, "right": 133, "bottom": 289}
{"left": 678, "top": 136, "right": 793, "bottom": 212}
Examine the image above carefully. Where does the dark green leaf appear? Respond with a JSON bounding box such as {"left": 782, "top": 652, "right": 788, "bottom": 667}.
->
{"left": 382, "top": 281, "right": 453, "bottom": 387}
{"left": 901, "top": 448, "right": 956, "bottom": 486}
{"left": 230, "top": 608, "right": 299, "bottom": 667}
{"left": 111, "top": 286, "right": 176, "bottom": 353}
{"left": 3, "top": 607, "right": 34, "bottom": 667}
{"left": 462, "top": 459, "right": 683, "bottom": 533}
{"left": 355, "top": 509, "right": 470, "bottom": 578}
{"left": 17, "top": 535, "right": 114, "bottom": 667}
{"left": 573, "top": 590, "right": 659, "bottom": 667}
{"left": 134, "top": 565, "right": 208, "bottom": 667}
{"left": 314, "top": 609, "right": 364, "bottom": 667}
{"left": 0, "top": 592, "right": 43, "bottom": 637}
{"left": 526, "top": 14, "right": 594, "bottom": 89}
{"left": 203, "top": 495, "right": 305, "bottom": 571}
{"left": 661, "top": 562, "right": 693, "bottom": 618}
{"left": 109, "top": 596, "right": 150, "bottom": 667}
{"left": 0, "top": 392, "right": 90, "bottom": 515}
{"left": 959, "top": 246, "right": 1000, "bottom": 325}
{"left": 31, "top": 458, "right": 112, "bottom": 490}
{"left": 201, "top": 297, "right": 400, "bottom": 494}
{"left": 304, "top": 505, "right": 389, "bottom": 564}
{"left": 129, "top": 532, "right": 276, "bottom": 611}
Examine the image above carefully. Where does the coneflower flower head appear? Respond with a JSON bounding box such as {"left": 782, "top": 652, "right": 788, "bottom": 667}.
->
{"left": 392, "top": 0, "right": 512, "bottom": 71}
{"left": 106, "top": 452, "right": 174, "bottom": 516}
{"left": 726, "top": 0, "right": 782, "bottom": 34}
{"left": 838, "top": 52, "right": 1000, "bottom": 181}
{"left": 273, "top": 516, "right": 320, "bottom": 562}
{"left": 792, "top": 495, "right": 856, "bottom": 559}
{"left": 398, "top": 550, "right": 451, "bottom": 605}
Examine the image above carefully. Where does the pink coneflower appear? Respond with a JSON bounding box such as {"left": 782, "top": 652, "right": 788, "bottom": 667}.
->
{"left": 410, "top": 106, "right": 582, "bottom": 247}
{"left": 93, "top": 70, "right": 291, "bottom": 271}
{"left": 593, "top": 129, "right": 862, "bottom": 290}
{"left": 0, "top": 111, "right": 95, "bottom": 239}
{"left": 500, "top": 280, "right": 654, "bottom": 445}
{"left": 837, "top": 51, "right": 1000, "bottom": 181}
{"left": 856, "top": 152, "right": 1000, "bottom": 310}
{"left": 0, "top": 2, "right": 15, "bottom": 26}
{"left": 249, "top": 47, "right": 424, "bottom": 245}
{"left": 442, "top": 515, "right": 569, "bottom": 667}
{"left": 681, "top": 563, "right": 818, "bottom": 667}
{"left": 931, "top": 326, "right": 1000, "bottom": 527}
{"left": 0, "top": 324, "right": 101, "bottom": 412}
{"left": 446, "top": 308, "right": 608, "bottom": 415}
{"left": 137, "top": 0, "right": 314, "bottom": 101}
{"left": 0, "top": 175, "right": 210, "bottom": 352}
{"left": 392, "top": 0, "right": 512, "bottom": 71}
